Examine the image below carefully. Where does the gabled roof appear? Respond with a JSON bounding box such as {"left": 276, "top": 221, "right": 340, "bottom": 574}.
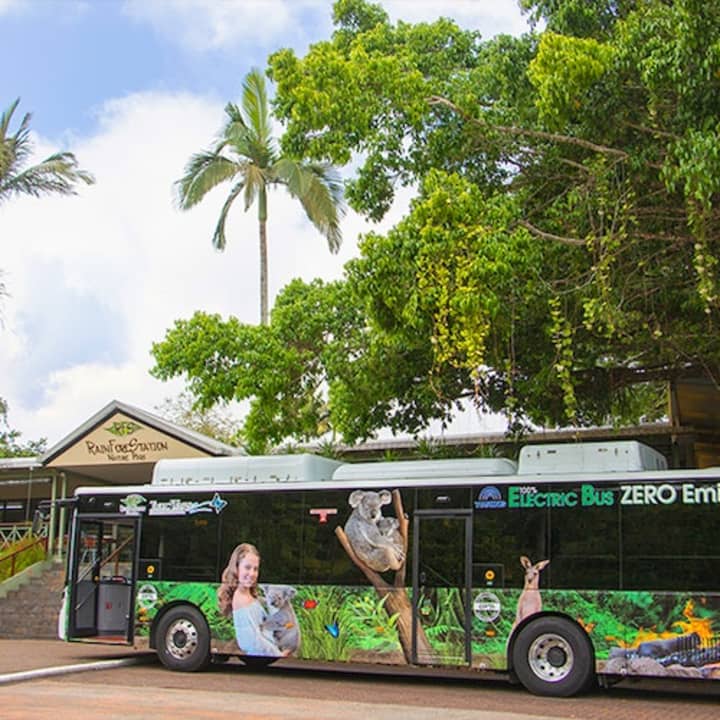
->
{"left": 42, "top": 399, "right": 241, "bottom": 465}
{"left": 0, "top": 456, "right": 42, "bottom": 472}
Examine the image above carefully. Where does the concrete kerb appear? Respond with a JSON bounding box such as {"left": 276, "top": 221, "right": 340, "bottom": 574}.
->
{"left": 0, "top": 655, "right": 152, "bottom": 686}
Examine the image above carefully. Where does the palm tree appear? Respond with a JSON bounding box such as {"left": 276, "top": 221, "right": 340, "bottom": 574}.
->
{"left": 0, "top": 98, "right": 94, "bottom": 205}
{"left": 175, "top": 68, "right": 345, "bottom": 325}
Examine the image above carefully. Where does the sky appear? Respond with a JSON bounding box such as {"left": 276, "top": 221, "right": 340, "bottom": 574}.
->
{"left": 0, "top": 0, "right": 532, "bottom": 448}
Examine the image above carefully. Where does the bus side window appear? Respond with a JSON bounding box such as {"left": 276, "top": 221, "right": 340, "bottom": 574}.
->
{"left": 219, "top": 492, "right": 303, "bottom": 585}
{"left": 301, "top": 490, "right": 365, "bottom": 585}
{"left": 474, "top": 506, "right": 547, "bottom": 589}
{"left": 548, "top": 489, "right": 620, "bottom": 590}
{"left": 139, "top": 514, "right": 220, "bottom": 582}
{"left": 621, "top": 493, "right": 719, "bottom": 591}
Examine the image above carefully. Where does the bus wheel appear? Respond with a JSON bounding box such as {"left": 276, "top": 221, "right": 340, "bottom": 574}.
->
{"left": 156, "top": 606, "right": 211, "bottom": 672}
{"left": 512, "top": 617, "right": 594, "bottom": 697}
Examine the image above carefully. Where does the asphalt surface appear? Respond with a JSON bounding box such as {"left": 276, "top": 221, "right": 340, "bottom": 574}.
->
{"left": 0, "top": 639, "right": 153, "bottom": 684}
{"left": 1, "top": 640, "right": 719, "bottom": 720}
{"left": 0, "top": 640, "right": 556, "bottom": 720}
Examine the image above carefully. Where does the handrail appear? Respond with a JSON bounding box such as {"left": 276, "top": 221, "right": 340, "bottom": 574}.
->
{"left": 103, "top": 534, "right": 134, "bottom": 576}
{"left": 0, "top": 536, "right": 49, "bottom": 581}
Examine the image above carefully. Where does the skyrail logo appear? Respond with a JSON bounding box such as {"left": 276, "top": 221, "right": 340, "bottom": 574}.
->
{"left": 474, "top": 486, "right": 506, "bottom": 509}
{"left": 148, "top": 492, "right": 228, "bottom": 516}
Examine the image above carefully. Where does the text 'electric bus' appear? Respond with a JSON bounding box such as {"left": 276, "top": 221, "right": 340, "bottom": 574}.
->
{"left": 58, "top": 440, "right": 720, "bottom": 696}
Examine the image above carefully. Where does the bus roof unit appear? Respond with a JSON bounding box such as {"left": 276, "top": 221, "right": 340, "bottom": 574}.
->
{"left": 152, "top": 453, "right": 343, "bottom": 486}
{"left": 332, "top": 457, "right": 518, "bottom": 483}
{"left": 518, "top": 440, "right": 668, "bottom": 474}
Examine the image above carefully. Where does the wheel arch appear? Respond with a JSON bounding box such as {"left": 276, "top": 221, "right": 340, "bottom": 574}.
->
{"left": 506, "top": 611, "right": 596, "bottom": 675}
{"left": 149, "top": 600, "right": 208, "bottom": 651}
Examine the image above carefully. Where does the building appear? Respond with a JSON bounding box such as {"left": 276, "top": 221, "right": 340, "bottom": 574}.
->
{"left": 0, "top": 400, "right": 241, "bottom": 557}
{"left": 2, "top": 376, "right": 720, "bottom": 558}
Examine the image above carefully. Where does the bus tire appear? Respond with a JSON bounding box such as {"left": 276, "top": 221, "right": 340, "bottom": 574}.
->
{"left": 156, "top": 605, "right": 211, "bottom": 672}
{"left": 511, "top": 616, "right": 594, "bottom": 697}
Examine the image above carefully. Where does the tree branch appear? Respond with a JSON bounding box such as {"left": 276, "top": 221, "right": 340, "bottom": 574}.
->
{"left": 392, "top": 489, "right": 408, "bottom": 589}
{"left": 428, "top": 95, "right": 629, "bottom": 159}
{"left": 518, "top": 219, "right": 587, "bottom": 247}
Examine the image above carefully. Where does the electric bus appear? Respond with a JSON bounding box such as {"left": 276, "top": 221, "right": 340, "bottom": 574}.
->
{"left": 58, "top": 441, "right": 720, "bottom": 696}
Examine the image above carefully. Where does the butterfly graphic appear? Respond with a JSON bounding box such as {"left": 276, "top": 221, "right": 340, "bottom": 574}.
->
{"left": 325, "top": 622, "right": 340, "bottom": 638}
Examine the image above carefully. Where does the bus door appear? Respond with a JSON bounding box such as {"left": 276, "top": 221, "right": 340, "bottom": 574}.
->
{"left": 412, "top": 510, "right": 473, "bottom": 666}
{"left": 69, "top": 516, "right": 138, "bottom": 642}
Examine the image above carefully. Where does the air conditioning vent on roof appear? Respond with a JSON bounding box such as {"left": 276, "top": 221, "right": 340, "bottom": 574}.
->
{"left": 518, "top": 441, "right": 667, "bottom": 474}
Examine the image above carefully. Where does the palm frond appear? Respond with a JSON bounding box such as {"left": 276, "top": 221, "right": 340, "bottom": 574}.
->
{"left": 242, "top": 68, "right": 272, "bottom": 147}
{"left": 0, "top": 99, "right": 22, "bottom": 138}
{"left": 174, "top": 151, "right": 239, "bottom": 209}
{"left": 0, "top": 151, "right": 94, "bottom": 204}
{"left": 275, "top": 158, "right": 345, "bottom": 252}
{"left": 212, "top": 179, "right": 245, "bottom": 250}
{"left": 221, "top": 102, "right": 250, "bottom": 147}
{"left": 221, "top": 100, "right": 276, "bottom": 169}
{"left": 243, "top": 164, "right": 268, "bottom": 215}
{"left": 0, "top": 99, "right": 95, "bottom": 205}
{"left": 273, "top": 157, "right": 308, "bottom": 194}
{"left": 0, "top": 118, "right": 33, "bottom": 181}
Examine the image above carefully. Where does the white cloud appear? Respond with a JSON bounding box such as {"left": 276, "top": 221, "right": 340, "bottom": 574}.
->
{"left": 1, "top": 0, "right": 530, "bottom": 446}
{"left": 383, "top": 0, "right": 531, "bottom": 37}
{"left": 121, "top": 0, "right": 325, "bottom": 52}
{"left": 1, "top": 89, "right": 404, "bottom": 444}
{"left": 0, "top": 0, "right": 27, "bottom": 14}
{"left": 120, "top": 0, "right": 530, "bottom": 54}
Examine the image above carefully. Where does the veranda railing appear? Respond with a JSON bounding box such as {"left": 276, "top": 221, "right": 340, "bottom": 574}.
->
{"left": 0, "top": 521, "right": 48, "bottom": 550}
{"left": 0, "top": 535, "right": 49, "bottom": 582}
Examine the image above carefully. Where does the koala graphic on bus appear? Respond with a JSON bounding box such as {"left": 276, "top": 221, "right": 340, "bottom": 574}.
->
{"left": 343, "top": 489, "right": 405, "bottom": 572}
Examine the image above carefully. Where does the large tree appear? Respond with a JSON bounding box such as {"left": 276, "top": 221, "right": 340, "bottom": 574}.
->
{"left": 153, "top": 0, "right": 720, "bottom": 448}
{"left": 175, "top": 68, "right": 345, "bottom": 325}
{"left": 152, "top": 279, "right": 364, "bottom": 453}
{"left": 269, "top": 0, "right": 720, "bottom": 420}
{"left": 154, "top": 392, "right": 242, "bottom": 446}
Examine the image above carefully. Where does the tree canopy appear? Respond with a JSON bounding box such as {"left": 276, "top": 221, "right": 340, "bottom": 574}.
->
{"left": 154, "top": 392, "right": 242, "bottom": 446}
{"left": 153, "top": 0, "right": 720, "bottom": 449}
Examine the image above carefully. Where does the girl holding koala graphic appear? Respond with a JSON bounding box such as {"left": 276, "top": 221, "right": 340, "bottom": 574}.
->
{"left": 217, "top": 543, "right": 287, "bottom": 657}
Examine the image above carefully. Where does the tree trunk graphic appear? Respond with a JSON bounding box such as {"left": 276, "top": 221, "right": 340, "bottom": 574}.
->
{"left": 335, "top": 489, "right": 433, "bottom": 663}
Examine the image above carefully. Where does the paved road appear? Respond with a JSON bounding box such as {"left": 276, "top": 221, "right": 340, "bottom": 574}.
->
{"left": 1, "top": 641, "right": 719, "bottom": 719}
{"left": 0, "top": 679, "right": 564, "bottom": 720}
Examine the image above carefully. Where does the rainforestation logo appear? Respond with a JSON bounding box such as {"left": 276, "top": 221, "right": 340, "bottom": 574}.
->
{"left": 474, "top": 486, "right": 507, "bottom": 509}
{"left": 106, "top": 421, "right": 143, "bottom": 437}
{"left": 119, "top": 493, "right": 147, "bottom": 515}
